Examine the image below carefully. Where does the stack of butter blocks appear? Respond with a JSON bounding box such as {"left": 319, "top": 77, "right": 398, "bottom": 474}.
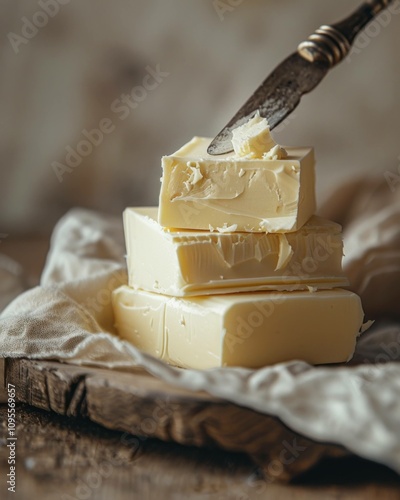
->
{"left": 112, "top": 117, "right": 364, "bottom": 369}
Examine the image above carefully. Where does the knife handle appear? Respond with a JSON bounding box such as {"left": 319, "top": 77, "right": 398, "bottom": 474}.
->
{"left": 298, "top": 0, "right": 394, "bottom": 67}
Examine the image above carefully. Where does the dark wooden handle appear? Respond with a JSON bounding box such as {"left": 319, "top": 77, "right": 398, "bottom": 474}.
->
{"left": 298, "top": 0, "right": 394, "bottom": 66}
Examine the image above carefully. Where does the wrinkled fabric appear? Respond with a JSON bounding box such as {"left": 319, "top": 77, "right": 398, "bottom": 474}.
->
{"left": 1, "top": 182, "right": 400, "bottom": 474}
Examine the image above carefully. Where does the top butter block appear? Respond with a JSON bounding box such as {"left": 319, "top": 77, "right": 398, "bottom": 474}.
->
{"left": 158, "top": 137, "right": 316, "bottom": 233}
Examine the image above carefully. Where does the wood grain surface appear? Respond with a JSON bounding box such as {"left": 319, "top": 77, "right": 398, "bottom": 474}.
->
{"left": 5, "top": 358, "right": 351, "bottom": 484}
{"left": 1, "top": 402, "right": 400, "bottom": 500}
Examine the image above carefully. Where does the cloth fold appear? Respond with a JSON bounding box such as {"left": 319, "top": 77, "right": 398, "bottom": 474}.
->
{"left": 1, "top": 177, "right": 400, "bottom": 474}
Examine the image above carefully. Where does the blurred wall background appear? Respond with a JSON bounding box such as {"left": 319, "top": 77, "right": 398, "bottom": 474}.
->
{"left": 1, "top": 0, "right": 399, "bottom": 233}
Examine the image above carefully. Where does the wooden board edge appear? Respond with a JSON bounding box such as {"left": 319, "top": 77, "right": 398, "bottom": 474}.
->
{"left": 5, "top": 358, "right": 349, "bottom": 482}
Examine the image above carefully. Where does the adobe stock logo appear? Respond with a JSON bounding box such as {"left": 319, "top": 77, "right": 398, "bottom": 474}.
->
{"left": 213, "top": 0, "right": 246, "bottom": 22}
{"left": 384, "top": 154, "right": 400, "bottom": 192}
{"left": 346, "top": 1, "right": 400, "bottom": 63}
{"left": 7, "top": 0, "right": 71, "bottom": 54}
{"left": 51, "top": 64, "right": 169, "bottom": 182}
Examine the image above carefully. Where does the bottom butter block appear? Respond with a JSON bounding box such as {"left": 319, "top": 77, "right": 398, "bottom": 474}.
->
{"left": 112, "top": 286, "right": 364, "bottom": 369}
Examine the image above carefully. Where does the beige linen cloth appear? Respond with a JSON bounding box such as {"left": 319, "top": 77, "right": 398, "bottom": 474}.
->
{"left": 1, "top": 176, "right": 400, "bottom": 474}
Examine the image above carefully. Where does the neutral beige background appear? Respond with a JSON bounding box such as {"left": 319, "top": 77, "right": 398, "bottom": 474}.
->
{"left": 1, "top": 0, "right": 399, "bottom": 233}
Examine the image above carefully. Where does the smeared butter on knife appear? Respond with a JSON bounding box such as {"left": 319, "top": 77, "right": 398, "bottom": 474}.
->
{"left": 231, "top": 112, "right": 287, "bottom": 160}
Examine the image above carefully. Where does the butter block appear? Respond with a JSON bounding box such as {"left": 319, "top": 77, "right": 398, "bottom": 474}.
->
{"left": 158, "top": 137, "right": 316, "bottom": 233}
{"left": 112, "top": 286, "right": 364, "bottom": 369}
{"left": 124, "top": 207, "right": 349, "bottom": 296}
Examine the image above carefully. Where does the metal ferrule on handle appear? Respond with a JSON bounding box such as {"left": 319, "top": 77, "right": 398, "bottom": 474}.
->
{"left": 298, "top": 0, "right": 393, "bottom": 67}
{"left": 298, "top": 26, "right": 351, "bottom": 66}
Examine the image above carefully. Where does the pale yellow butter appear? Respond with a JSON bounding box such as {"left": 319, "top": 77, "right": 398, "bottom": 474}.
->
{"left": 231, "top": 112, "right": 287, "bottom": 160}
{"left": 124, "top": 207, "right": 348, "bottom": 296}
{"left": 112, "top": 286, "right": 364, "bottom": 369}
{"left": 232, "top": 113, "right": 273, "bottom": 158}
{"left": 158, "top": 137, "right": 316, "bottom": 233}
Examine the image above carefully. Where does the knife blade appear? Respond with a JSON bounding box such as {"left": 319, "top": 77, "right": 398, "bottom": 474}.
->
{"left": 208, "top": 54, "right": 329, "bottom": 156}
{"left": 207, "top": 0, "right": 394, "bottom": 156}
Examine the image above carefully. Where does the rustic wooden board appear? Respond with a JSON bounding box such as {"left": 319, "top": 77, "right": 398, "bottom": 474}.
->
{"left": 3, "top": 404, "right": 400, "bottom": 500}
{"left": 4, "top": 358, "right": 351, "bottom": 483}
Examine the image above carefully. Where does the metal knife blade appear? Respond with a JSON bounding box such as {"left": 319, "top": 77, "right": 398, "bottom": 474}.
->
{"left": 207, "top": 53, "right": 329, "bottom": 155}
{"left": 207, "top": 0, "right": 394, "bottom": 156}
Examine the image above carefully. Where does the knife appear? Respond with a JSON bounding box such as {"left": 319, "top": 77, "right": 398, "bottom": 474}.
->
{"left": 207, "top": 0, "right": 394, "bottom": 156}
